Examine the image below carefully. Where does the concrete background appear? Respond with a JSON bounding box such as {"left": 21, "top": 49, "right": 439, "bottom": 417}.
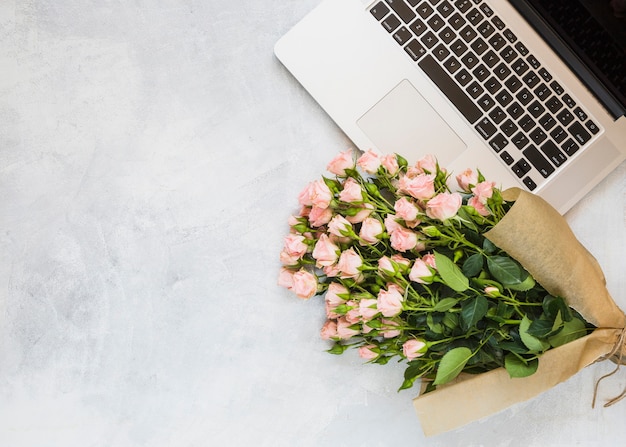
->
{"left": 1, "top": 1, "right": 625, "bottom": 446}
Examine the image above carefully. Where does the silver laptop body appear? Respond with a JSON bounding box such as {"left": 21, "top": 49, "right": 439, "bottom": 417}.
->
{"left": 275, "top": 0, "right": 626, "bottom": 213}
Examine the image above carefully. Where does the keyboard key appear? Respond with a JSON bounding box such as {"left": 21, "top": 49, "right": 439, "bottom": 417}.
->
{"left": 439, "top": 26, "right": 457, "bottom": 44}
{"left": 393, "top": 26, "right": 413, "bottom": 44}
{"left": 421, "top": 31, "right": 439, "bottom": 48}
{"left": 512, "top": 158, "right": 531, "bottom": 177}
{"left": 409, "top": 18, "right": 427, "bottom": 35}
{"left": 519, "top": 114, "right": 535, "bottom": 132}
{"left": 557, "top": 109, "right": 574, "bottom": 126}
{"left": 528, "top": 100, "right": 545, "bottom": 118}
{"left": 562, "top": 94, "right": 576, "bottom": 108}
{"left": 501, "top": 119, "right": 518, "bottom": 137}
{"left": 523, "top": 145, "right": 555, "bottom": 178}
{"left": 568, "top": 121, "right": 591, "bottom": 145}
{"left": 432, "top": 44, "right": 450, "bottom": 61}
{"left": 478, "top": 93, "right": 496, "bottom": 111}
{"left": 461, "top": 51, "right": 479, "bottom": 68}
{"left": 489, "top": 34, "right": 506, "bottom": 51}
{"left": 550, "top": 126, "right": 567, "bottom": 143}
{"left": 455, "top": 0, "right": 472, "bottom": 13}
{"left": 489, "top": 133, "right": 508, "bottom": 152}
{"left": 494, "top": 63, "right": 511, "bottom": 80}
{"left": 492, "top": 16, "right": 506, "bottom": 30}
{"left": 503, "top": 29, "right": 517, "bottom": 43}
{"left": 405, "top": 39, "right": 427, "bottom": 60}
{"left": 507, "top": 101, "right": 524, "bottom": 119}
{"left": 408, "top": 0, "right": 420, "bottom": 4}
{"left": 500, "top": 150, "right": 514, "bottom": 164}
{"left": 534, "top": 83, "right": 550, "bottom": 101}
{"left": 437, "top": 1, "right": 454, "bottom": 17}
{"left": 516, "top": 88, "right": 532, "bottom": 105}
{"left": 466, "top": 81, "right": 484, "bottom": 98}
{"left": 454, "top": 68, "right": 472, "bottom": 85}
{"left": 371, "top": 2, "right": 391, "bottom": 20}
{"left": 481, "top": 50, "right": 499, "bottom": 68}
{"left": 471, "top": 38, "right": 488, "bottom": 55}
{"left": 479, "top": 3, "right": 493, "bottom": 16}
{"left": 529, "top": 127, "right": 547, "bottom": 144}
{"left": 550, "top": 80, "right": 564, "bottom": 95}
{"left": 417, "top": 2, "right": 435, "bottom": 18}
{"left": 512, "top": 58, "right": 529, "bottom": 76}
{"left": 451, "top": 39, "right": 468, "bottom": 56}
{"left": 501, "top": 45, "right": 517, "bottom": 63}
{"left": 443, "top": 55, "right": 461, "bottom": 73}
{"left": 448, "top": 12, "right": 466, "bottom": 30}
{"left": 515, "top": 41, "right": 529, "bottom": 56}
{"left": 523, "top": 176, "right": 537, "bottom": 190}
{"left": 538, "top": 67, "right": 552, "bottom": 82}
{"left": 561, "top": 138, "right": 579, "bottom": 156}
{"left": 495, "top": 89, "right": 513, "bottom": 106}
{"left": 489, "top": 106, "right": 506, "bottom": 124}
{"left": 526, "top": 54, "right": 540, "bottom": 69}
{"left": 385, "top": 0, "right": 417, "bottom": 23}
{"left": 427, "top": 14, "right": 446, "bottom": 31}
{"left": 540, "top": 141, "right": 567, "bottom": 167}
{"left": 546, "top": 96, "right": 563, "bottom": 113}
{"left": 585, "top": 120, "right": 600, "bottom": 135}
{"left": 484, "top": 76, "right": 501, "bottom": 94}
{"left": 460, "top": 25, "right": 478, "bottom": 42}
{"left": 477, "top": 21, "right": 495, "bottom": 38}
{"left": 475, "top": 117, "right": 497, "bottom": 139}
{"left": 467, "top": 8, "right": 484, "bottom": 26}
{"left": 504, "top": 75, "right": 522, "bottom": 93}
{"left": 573, "top": 107, "right": 588, "bottom": 121}
{"left": 522, "top": 72, "right": 540, "bottom": 89}
{"left": 418, "top": 55, "right": 483, "bottom": 123}
{"left": 382, "top": 14, "right": 402, "bottom": 32}
{"left": 539, "top": 113, "right": 556, "bottom": 131}
{"left": 512, "top": 131, "right": 529, "bottom": 149}
{"left": 473, "top": 64, "right": 489, "bottom": 81}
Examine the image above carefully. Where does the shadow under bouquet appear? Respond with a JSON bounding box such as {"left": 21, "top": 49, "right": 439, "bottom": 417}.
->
{"left": 278, "top": 149, "right": 625, "bottom": 435}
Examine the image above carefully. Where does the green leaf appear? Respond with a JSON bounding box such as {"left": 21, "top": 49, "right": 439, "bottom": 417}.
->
{"left": 460, "top": 296, "right": 489, "bottom": 331}
{"left": 543, "top": 295, "right": 573, "bottom": 322}
{"left": 487, "top": 256, "right": 527, "bottom": 286}
{"left": 483, "top": 238, "right": 497, "bottom": 254}
{"left": 519, "top": 316, "right": 550, "bottom": 352}
{"left": 527, "top": 318, "right": 555, "bottom": 338}
{"left": 434, "top": 347, "right": 473, "bottom": 385}
{"left": 434, "top": 251, "right": 469, "bottom": 292}
{"left": 462, "top": 253, "right": 484, "bottom": 277}
{"left": 327, "top": 343, "right": 348, "bottom": 355}
{"left": 427, "top": 313, "right": 444, "bottom": 334}
{"left": 505, "top": 354, "right": 539, "bottom": 378}
{"left": 432, "top": 297, "right": 459, "bottom": 312}
{"left": 506, "top": 273, "right": 536, "bottom": 291}
{"left": 548, "top": 317, "right": 588, "bottom": 348}
{"left": 442, "top": 312, "right": 459, "bottom": 330}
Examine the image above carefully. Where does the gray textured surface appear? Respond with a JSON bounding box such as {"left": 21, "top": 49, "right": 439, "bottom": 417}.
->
{"left": 1, "top": 1, "right": 625, "bottom": 446}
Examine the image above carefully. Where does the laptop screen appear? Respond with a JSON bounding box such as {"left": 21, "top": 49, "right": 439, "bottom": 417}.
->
{"left": 511, "top": 0, "right": 626, "bottom": 118}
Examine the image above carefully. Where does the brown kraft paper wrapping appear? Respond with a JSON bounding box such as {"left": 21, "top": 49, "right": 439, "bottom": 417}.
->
{"left": 412, "top": 188, "right": 625, "bottom": 436}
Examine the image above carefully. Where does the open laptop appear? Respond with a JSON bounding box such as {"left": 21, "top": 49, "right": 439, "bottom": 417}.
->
{"left": 275, "top": 0, "right": 626, "bottom": 213}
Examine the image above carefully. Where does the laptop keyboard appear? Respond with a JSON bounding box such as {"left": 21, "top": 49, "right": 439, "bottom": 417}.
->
{"left": 369, "top": 0, "right": 601, "bottom": 191}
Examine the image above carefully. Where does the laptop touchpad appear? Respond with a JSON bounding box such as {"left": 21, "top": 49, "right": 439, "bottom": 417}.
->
{"left": 357, "top": 79, "right": 467, "bottom": 165}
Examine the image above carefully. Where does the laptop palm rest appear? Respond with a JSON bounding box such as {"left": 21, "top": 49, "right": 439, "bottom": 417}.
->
{"left": 357, "top": 79, "right": 467, "bottom": 166}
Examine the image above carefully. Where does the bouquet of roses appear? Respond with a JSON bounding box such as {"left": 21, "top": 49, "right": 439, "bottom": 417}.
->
{"left": 278, "top": 149, "right": 625, "bottom": 435}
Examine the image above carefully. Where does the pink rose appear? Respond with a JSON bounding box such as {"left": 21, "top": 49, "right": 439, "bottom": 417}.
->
{"left": 337, "top": 248, "right": 363, "bottom": 279}
{"left": 308, "top": 206, "right": 333, "bottom": 227}
{"left": 300, "top": 180, "right": 332, "bottom": 208}
{"left": 409, "top": 258, "right": 435, "bottom": 284}
{"left": 423, "top": 253, "right": 436, "bottom": 269}
{"left": 337, "top": 317, "right": 360, "bottom": 340}
{"left": 359, "top": 217, "right": 383, "bottom": 244}
{"left": 413, "top": 154, "right": 438, "bottom": 174}
{"left": 346, "top": 203, "right": 374, "bottom": 224}
{"left": 277, "top": 268, "right": 295, "bottom": 289}
{"left": 398, "top": 173, "right": 436, "bottom": 200}
{"left": 403, "top": 339, "right": 427, "bottom": 360}
{"left": 358, "top": 345, "right": 379, "bottom": 360}
{"left": 323, "top": 264, "right": 341, "bottom": 278}
{"left": 392, "top": 254, "right": 411, "bottom": 271}
{"left": 345, "top": 300, "right": 361, "bottom": 324}
{"left": 356, "top": 149, "right": 382, "bottom": 174}
{"left": 381, "top": 319, "right": 401, "bottom": 338}
{"left": 283, "top": 234, "right": 307, "bottom": 258}
{"left": 381, "top": 154, "right": 399, "bottom": 175}
{"left": 378, "top": 256, "right": 395, "bottom": 276}
{"left": 279, "top": 250, "right": 300, "bottom": 266}
{"left": 389, "top": 226, "right": 418, "bottom": 252}
{"left": 328, "top": 214, "right": 352, "bottom": 237}
{"left": 472, "top": 181, "right": 495, "bottom": 202}
{"left": 297, "top": 182, "right": 315, "bottom": 207}
{"left": 359, "top": 298, "right": 379, "bottom": 322}
{"left": 394, "top": 197, "right": 420, "bottom": 222}
{"left": 456, "top": 168, "right": 478, "bottom": 192}
{"left": 327, "top": 149, "right": 354, "bottom": 176}
{"left": 320, "top": 320, "right": 338, "bottom": 340}
{"left": 426, "top": 192, "right": 462, "bottom": 221}
{"left": 377, "top": 284, "right": 404, "bottom": 317}
{"left": 292, "top": 269, "right": 318, "bottom": 299}
{"left": 384, "top": 214, "right": 403, "bottom": 233}
{"left": 468, "top": 196, "right": 490, "bottom": 216}
{"left": 326, "top": 282, "right": 349, "bottom": 307}
{"left": 312, "top": 234, "right": 339, "bottom": 267}
{"left": 484, "top": 286, "right": 501, "bottom": 298}
{"left": 338, "top": 177, "right": 363, "bottom": 203}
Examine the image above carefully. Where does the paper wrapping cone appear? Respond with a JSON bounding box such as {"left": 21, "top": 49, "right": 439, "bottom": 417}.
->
{"left": 413, "top": 188, "right": 625, "bottom": 436}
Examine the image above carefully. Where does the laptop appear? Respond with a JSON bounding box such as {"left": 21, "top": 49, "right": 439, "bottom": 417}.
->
{"left": 274, "top": 0, "right": 626, "bottom": 213}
